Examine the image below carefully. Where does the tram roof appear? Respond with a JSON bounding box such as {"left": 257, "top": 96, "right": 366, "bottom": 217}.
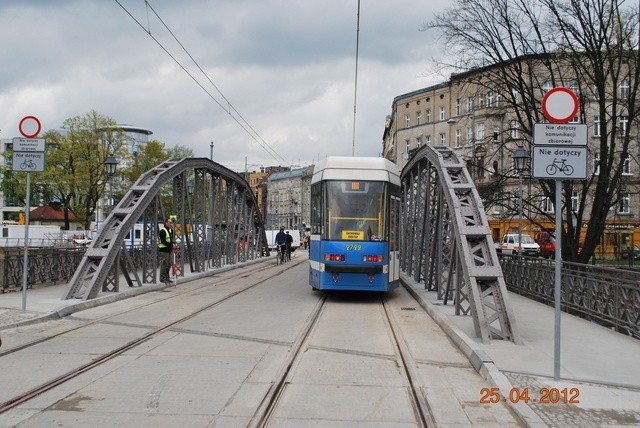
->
{"left": 311, "top": 156, "right": 400, "bottom": 186}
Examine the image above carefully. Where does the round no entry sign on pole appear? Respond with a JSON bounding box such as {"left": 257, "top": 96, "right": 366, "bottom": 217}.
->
{"left": 541, "top": 88, "right": 579, "bottom": 123}
{"left": 18, "top": 116, "right": 42, "bottom": 138}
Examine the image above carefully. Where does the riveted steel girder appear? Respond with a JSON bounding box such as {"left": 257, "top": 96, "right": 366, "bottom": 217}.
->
{"left": 401, "top": 146, "right": 521, "bottom": 344}
{"left": 64, "top": 158, "right": 269, "bottom": 300}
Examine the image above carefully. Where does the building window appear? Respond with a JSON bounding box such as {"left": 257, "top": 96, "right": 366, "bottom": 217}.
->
{"left": 513, "top": 89, "right": 523, "bottom": 104}
{"left": 479, "top": 94, "right": 485, "bottom": 108}
{"left": 569, "top": 116, "right": 579, "bottom": 123}
{"left": 425, "top": 135, "right": 432, "bottom": 145}
{"left": 618, "top": 115, "right": 628, "bottom": 134}
{"left": 476, "top": 123, "right": 485, "bottom": 141}
{"left": 455, "top": 129, "right": 461, "bottom": 148}
{"left": 568, "top": 80, "right": 579, "bottom": 95}
{"left": 416, "top": 111, "right": 422, "bottom": 125}
{"left": 542, "top": 81, "right": 553, "bottom": 94}
{"left": 455, "top": 98, "right": 461, "bottom": 116}
{"left": 466, "top": 127, "right": 473, "bottom": 145}
{"left": 416, "top": 136, "right": 422, "bottom": 148}
{"left": 510, "top": 120, "right": 520, "bottom": 139}
{"left": 593, "top": 115, "right": 601, "bottom": 136}
{"left": 439, "top": 133, "right": 446, "bottom": 145}
{"left": 439, "top": 106, "right": 445, "bottom": 121}
{"left": 620, "top": 79, "right": 630, "bottom": 98}
{"left": 404, "top": 114, "right": 410, "bottom": 127}
{"left": 542, "top": 197, "right": 554, "bottom": 213}
{"left": 405, "top": 139, "right": 410, "bottom": 153}
{"left": 594, "top": 152, "right": 600, "bottom": 176}
{"left": 618, "top": 193, "right": 630, "bottom": 214}
{"left": 486, "top": 91, "right": 494, "bottom": 107}
{"left": 467, "top": 97, "right": 474, "bottom": 113}
{"left": 425, "top": 109, "right": 431, "bottom": 123}
{"left": 623, "top": 155, "right": 631, "bottom": 175}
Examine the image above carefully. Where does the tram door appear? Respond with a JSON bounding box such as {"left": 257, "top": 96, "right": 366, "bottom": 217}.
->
{"left": 389, "top": 195, "right": 401, "bottom": 282}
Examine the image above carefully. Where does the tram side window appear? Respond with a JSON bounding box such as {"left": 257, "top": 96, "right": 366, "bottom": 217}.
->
{"left": 310, "top": 183, "right": 323, "bottom": 235}
{"left": 325, "top": 180, "right": 387, "bottom": 241}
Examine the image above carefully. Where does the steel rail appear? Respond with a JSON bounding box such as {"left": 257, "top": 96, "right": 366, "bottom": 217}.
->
{"left": 382, "top": 295, "right": 436, "bottom": 428}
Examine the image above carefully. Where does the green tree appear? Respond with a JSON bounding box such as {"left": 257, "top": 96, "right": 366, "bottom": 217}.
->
{"left": 39, "top": 110, "right": 127, "bottom": 229}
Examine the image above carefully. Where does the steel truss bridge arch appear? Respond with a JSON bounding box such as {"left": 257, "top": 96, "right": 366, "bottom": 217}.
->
{"left": 401, "top": 145, "right": 521, "bottom": 344}
{"left": 65, "top": 157, "right": 269, "bottom": 300}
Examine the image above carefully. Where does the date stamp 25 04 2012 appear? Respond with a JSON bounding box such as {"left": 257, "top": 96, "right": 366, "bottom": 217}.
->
{"left": 480, "top": 387, "right": 580, "bottom": 404}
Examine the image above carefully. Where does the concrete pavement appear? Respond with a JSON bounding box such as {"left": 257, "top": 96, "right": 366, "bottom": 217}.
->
{"left": 1, "top": 261, "right": 640, "bottom": 427}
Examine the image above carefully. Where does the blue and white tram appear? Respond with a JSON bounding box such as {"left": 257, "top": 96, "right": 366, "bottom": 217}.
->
{"left": 308, "top": 156, "right": 401, "bottom": 291}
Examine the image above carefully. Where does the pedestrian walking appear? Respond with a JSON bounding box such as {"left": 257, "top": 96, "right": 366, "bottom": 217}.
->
{"left": 158, "top": 218, "right": 177, "bottom": 285}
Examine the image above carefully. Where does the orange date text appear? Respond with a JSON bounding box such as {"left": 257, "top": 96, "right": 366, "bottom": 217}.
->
{"left": 479, "top": 387, "right": 580, "bottom": 404}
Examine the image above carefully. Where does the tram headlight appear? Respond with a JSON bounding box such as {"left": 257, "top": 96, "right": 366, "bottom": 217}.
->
{"left": 363, "top": 255, "right": 384, "bottom": 262}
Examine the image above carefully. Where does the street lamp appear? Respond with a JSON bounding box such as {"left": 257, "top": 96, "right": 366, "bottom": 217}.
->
{"left": 513, "top": 146, "right": 530, "bottom": 259}
{"left": 104, "top": 154, "right": 118, "bottom": 216}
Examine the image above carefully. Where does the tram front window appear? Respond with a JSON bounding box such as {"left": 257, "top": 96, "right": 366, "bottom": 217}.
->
{"left": 325, "top": 180, "right": 386, "bottom": 241}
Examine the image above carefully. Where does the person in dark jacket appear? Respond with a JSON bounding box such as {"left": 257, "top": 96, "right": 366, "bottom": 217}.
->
{"left": 275, "top": 226, "right": 287, "bottom": 261}
{"left": 158, "top": 218, "right": 176, "bottom": 285}
{"left": 285, "top": 231, "right": 294, "bottom": 260}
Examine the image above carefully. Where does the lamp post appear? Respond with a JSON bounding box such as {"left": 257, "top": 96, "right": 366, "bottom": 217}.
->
{"left": 104, "top": 154, "right": 118, "bottom": 217}
{"left": 210, "top": 141, "right": 214, "bottom": 161}
{"left": 513, "top": 146, "right": 530, "bottom": 259}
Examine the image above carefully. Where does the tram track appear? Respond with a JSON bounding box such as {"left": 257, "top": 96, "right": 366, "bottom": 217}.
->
{"left": 248, "top": 290, "right": 437, "bottom": 428}
{"left": 0, "top": 257, "right": 302, "bottom": 415}
{"left": 381, "top": 294, "right": 436, "bottom": 428}
{"left": 0, "top": 261, "right": 276, "bottom": 357}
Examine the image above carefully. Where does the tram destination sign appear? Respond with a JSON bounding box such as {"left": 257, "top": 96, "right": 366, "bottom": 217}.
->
{"left": 533, "top": 123, "right": 587, "bottom": 146}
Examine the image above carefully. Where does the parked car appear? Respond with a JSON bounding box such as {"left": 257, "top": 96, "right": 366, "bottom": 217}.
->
{"left": 535, "top": 231, "right": 556, "bottom": 258}
{"left": 620, "top": 245, "right": 640, "bottom": 260}
{"left": 496, "top": 233, "right": 541, "bottom": 257}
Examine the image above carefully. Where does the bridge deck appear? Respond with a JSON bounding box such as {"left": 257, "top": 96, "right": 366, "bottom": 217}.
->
{"left": 1, "top": 257, "right": 639, "bottom": 426}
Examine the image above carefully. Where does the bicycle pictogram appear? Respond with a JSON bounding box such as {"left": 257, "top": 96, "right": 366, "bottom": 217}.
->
{"left": 19, "top": 159, "right": 37, "bottom": 171}
{"left": 546, "top": 158, "right": 574, "bottom": 175}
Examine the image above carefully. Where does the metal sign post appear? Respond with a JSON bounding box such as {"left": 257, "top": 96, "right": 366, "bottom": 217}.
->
{"left": 21, "top": 172, "right": 31, "bottom": 311}
{"left": 533, "top": 89, "right": 586, "bottom": 380}
{"left": 15, "top": 116, "right": 46, "bottom": 312}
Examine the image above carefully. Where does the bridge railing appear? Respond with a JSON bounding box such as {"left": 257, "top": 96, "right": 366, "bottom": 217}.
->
{"left": 500, "top": 256, "right": 640, "bottom": 339}
{"left": 1, "top": 247, "right": 86, "bottom": 291}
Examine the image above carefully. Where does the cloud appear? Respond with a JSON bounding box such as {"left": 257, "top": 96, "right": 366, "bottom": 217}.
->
{"left": 0, "top": 0, "right": 449, "bottom": 172}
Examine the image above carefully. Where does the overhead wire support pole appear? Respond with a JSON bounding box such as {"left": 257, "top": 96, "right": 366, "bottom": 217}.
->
{"left": 352, "top": 0, "right": 361, "bottom": 157}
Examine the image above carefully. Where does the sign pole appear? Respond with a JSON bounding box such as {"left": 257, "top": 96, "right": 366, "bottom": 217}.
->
{"left": 21, "top": 172, "right": 31, "bottom": 311}
{"left": 16, "top": 115, "right": 46, "bottom": 311}
{"left": 535, "top": 89, "right": 584, "bottom": 381}
{"left": 553, "top": 179, "right": 562, "bottom": 380}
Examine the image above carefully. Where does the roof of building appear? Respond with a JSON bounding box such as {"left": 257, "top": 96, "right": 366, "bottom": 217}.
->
{"left": 268, "top": 168, "right": 306, "bottom": 181}
{"left": 29, "top": 204, "right": 77, "bottom": 221}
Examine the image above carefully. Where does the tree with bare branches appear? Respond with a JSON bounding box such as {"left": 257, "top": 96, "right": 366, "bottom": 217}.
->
{"left": 427, "top": 0, "right": 640, "bottom": 262}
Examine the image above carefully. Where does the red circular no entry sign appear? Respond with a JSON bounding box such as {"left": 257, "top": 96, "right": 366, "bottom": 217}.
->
{"left": 541, "top": 88, "right": 579, "bottom": 123}
{"left": 19, "top": 116, "right": 42, "bottom": 138}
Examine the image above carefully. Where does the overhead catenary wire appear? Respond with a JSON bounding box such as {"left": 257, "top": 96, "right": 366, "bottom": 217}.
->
{"left": 114, "top": 0, "right": 291, "bottom": 167}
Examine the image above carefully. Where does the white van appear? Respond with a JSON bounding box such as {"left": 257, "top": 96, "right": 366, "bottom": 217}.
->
{"left": 496, "top": 233, "right": 540, "bottom": 257}
{"left": 265, "top": 229, "right": 301, "bottom": 251}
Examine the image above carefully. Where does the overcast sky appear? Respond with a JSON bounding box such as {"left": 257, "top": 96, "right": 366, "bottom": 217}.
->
{"left": 0, "top": 1, "right": 450, "bottom": 172}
